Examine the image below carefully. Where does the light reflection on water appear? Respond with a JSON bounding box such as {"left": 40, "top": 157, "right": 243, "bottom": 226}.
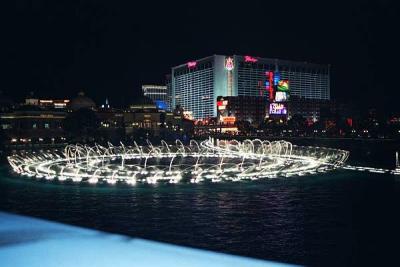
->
{"left": 0, "top": 166, "right": 398, "bottom": 266}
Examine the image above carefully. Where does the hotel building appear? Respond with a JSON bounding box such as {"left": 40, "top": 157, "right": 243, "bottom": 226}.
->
{"left": 171, "top": 55, "right": 330, "bottom": 119}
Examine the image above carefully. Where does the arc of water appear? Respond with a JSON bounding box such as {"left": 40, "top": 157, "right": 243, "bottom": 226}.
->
{"left": 144, "top": 147, "right": 157, "bottom": 170}
{"left": 161, "top": 140, "right": 170, "bottom": 155}
{"left": 175, "top": 139, "right": 186, "bottom": 155}
{"left": 120, "top": 141, "right": 126, "bottom": 169}
{"left": 190, "top": 140, "right": 200, "bottom": 153}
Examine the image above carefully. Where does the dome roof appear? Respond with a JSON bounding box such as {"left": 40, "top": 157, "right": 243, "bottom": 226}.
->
{"left": 69, "top": 92, "right": 96, "bottom": 111}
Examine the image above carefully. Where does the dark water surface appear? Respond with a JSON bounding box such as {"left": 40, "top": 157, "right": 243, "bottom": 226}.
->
{"left": 1, "top": 165, "right": 399, "bottom": 266}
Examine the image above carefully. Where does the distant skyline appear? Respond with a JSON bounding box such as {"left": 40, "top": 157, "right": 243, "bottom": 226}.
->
{"left": 3, "top": 0, "right": 399, "bottom": 112}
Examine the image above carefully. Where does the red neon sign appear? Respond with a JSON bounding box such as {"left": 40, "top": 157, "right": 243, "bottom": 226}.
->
{"left": 269, "top": 71, "right": 274, "bottom": 101}
{"left": 265, "top": 71, "right": 274, "bottom": 101}
{"left": 187, "top": 61, "right": 197, "bottom": 68}
{"left": 244, "top": 56, "right": 258, "bottom": 63}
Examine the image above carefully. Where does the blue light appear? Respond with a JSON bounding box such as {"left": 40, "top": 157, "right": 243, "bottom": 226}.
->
{"left": 274, "top": 72, "right": 280, "bottom": 86}
{"left": 155, "top": 100, "right": 168, "bottom": 110}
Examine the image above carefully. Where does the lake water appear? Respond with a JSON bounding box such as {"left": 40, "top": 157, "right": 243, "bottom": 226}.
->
{"left": 1, "top": 163, "right": 399, "bottom": 266}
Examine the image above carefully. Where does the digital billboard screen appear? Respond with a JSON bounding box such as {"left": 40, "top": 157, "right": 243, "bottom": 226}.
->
{"left": 277, "top": 80, "right": 289, "bottom": 91}
{"left": 274, "top": 91, "right": 288, "bottom": 102}
{"left": 269, "top": 103, "right": 287, "bottom": 115}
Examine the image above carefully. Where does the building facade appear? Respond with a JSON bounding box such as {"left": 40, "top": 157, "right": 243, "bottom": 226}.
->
{"left": 171, "top": 55, "right": 330, "bottom": 119}
{"left": 217, "top": 96, "right": 268, "bottom": 126}
{"left": 0, "top": 107, "right": 67, "bottom": 145}
{"left": 142, "top": 85, "right": 169, "bottom": 110}
{"left": 165, "top": 75, "right": 172, "bottom": 111}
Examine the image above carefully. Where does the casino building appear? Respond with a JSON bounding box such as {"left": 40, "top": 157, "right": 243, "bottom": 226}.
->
{"left": 171, "top": 55, "right": 330, "bottom": 120}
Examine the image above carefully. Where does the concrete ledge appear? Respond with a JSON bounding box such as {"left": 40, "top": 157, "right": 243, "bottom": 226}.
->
{"left": 0, "top": 212, "right": 296, "bottom": 267}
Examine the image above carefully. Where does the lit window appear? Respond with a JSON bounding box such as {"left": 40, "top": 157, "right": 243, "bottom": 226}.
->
{"left": 45, "top": 123, "right": 50, "bottom": 129}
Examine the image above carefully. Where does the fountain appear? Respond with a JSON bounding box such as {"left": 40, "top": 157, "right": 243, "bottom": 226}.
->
{"left": 7, "top": 138, "right": 350, "bottom": 185}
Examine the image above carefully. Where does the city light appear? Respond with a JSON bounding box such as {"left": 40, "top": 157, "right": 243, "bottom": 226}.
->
{"left": 277, "top": 80, "right": 289, "bottom": 91}
{"left": 187, "top": 61, "right": 197, "bottom": 68}
{"left": 225, "top": 57, "right": 234, "bottom": 71}
{"left": 269, "top": 103, "right": 288, "bottom": 115}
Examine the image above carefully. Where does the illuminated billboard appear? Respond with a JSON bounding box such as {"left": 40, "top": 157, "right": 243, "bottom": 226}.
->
{"left": 217, "top": 98, "right": 229, "bottom": 118}
{"left": 225, "top": 57, "right": 234, "bottom": 71}
{"left": 269, "top": 103, "right": 287, "bottom": 115}
{"left": 221, "top": 116, "right": 236, "bottom": 124}
{"left": 277, "top": 80, "right": 289, "bottom": 91}
{"left": 217, "top": 100, "right": 228, "bottom": 109}
{"left": 274, "top": 91, "right": 288, "bottom": 102}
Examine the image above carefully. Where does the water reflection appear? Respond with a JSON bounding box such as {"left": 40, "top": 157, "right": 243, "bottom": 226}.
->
{"left": 0, "top": 168, "right": 398, "bottom": 266}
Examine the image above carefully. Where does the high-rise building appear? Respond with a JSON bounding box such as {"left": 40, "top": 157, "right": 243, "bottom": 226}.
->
{"left": 171, "top": 55, "right": 330, "bottom": 119}
{"left": 165, "top": 75, "right": 172, "bottom": 111}
{"left": 142, "top": 85, "right": 169, "bottom": 110}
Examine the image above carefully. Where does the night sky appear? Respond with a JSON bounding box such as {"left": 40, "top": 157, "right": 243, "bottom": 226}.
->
{"left": 3, "top": 0, "right": 399, "bottom": 112}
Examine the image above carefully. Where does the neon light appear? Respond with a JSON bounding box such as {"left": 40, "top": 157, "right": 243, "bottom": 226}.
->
{"left": 277, "top": 80, "right": 289, "bottom": 91}
{"left": 221, "top": 116, "right": 236, "bottom": 124}
{"left": 269, "top": 103, "right": 287, "bottom": 115}
{"left": 187, "top": 61, "right": 197, "bottom": 68}
{"left": 217, "top": 100, "right": 228, "bottom": 107}
{"left": 218, "top": 105, "right": 226, "bottom": 110}
{"left": 275, "top": 92, "right": 288, "bottom": 102}
{"left": 274, "top": 72, "right": 280, "bottom": 86}
{"left": 225, "top": 57, "right": 234, "bottom": 71}
{"left": 265, "top": 71, "right": 274, "bottom": 101}
{"left": 244, "top": 56, "right": 258, "bottom": 63}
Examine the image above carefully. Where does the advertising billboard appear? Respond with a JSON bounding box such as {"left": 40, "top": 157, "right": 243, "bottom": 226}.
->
{"left": 269, "top": 103, "right": 287, "bottom": 115}
{"left": 217, "top": 100, "right": 228, "bottom": 110}
{"left": 217, "top": 98, "right": 229, "bottom": 118}
{"left": 274, "top": 91, "right": 288, "bottom": 102}
{"left": 277, "top": 80, "right": 289, "bottom": 92}
{"left": 221, "top": 116, "right": 236, "bottom": 124}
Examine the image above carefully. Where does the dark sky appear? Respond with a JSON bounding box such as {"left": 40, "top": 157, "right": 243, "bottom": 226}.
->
{"left": 2, "top": 0, "right": 399, "bottom": 111}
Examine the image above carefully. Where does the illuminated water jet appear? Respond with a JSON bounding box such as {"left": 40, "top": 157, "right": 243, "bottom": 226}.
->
{"left": 8, "top": 138, "right": 349, "bottom": 185}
